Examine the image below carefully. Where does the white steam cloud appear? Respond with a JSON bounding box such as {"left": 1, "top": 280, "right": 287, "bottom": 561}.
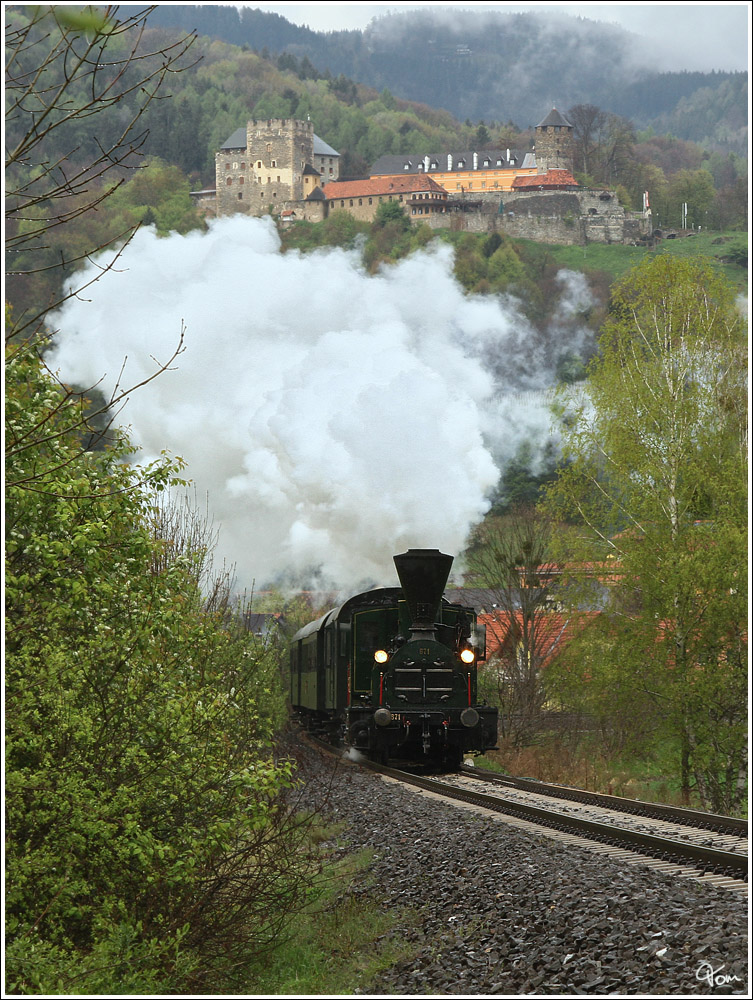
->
{"left": 48, "top": 216, "right": 590, "bottom": 591}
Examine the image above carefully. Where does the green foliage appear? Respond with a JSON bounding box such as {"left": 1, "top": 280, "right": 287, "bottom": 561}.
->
{"left": 5, "top": 348, "right": 315, "bottom": 993}
{"left": 107, "top": 159, "right": 203, "bottom": 235}
{"left": 528, "top": 231, "right": 747, "bottom": 293}
{"left": 373, "top": 199, "right": 411, "bottom": 230}
{"left": 320, "top": 209, "right": 369, "bottom": 248}
{"left": 545, "top": 255, "right": 747, "bottom": 813}
{"left": 490, "top": 440, "right": 560, "bottom": 515}
{"left": 251, "top": 840, "right": 416, "bottom": 995}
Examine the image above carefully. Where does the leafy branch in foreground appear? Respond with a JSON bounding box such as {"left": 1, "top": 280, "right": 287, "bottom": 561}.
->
{"left": 4, "top": 4, "right": 197, "bottom": 340}
{"left": 5, "top": 350, "right": 318, "bottom": 994}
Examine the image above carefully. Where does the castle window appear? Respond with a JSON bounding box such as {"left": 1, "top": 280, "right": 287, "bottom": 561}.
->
{"left": 239, "top": 176, "right": 244, "bottom": 184}
{"left": 358, "top": 198, "right": 362, "bottom": 205}
{"left": 241, "top": 162, "right": 246, "bottom": 169}
{"left": 225, "top": 163, "right": 231, "bottom": 170}
{"left": 271, "top": 160, "right": 277, "bottom": 168}
{"left": 266, "top": 143, "right": 272, "bottom": 151}
{"left": 238, "top": 192, "right": 243, "bottom": 200}
{"left": 257, "top": 161, "right": 262, "bottom": 169}
{"left": 277, "top": 176, "right": 280, "bottom": 182}
{"left": 368, "top": 197, "right": 372, "bottom": 205}
{"left": 226, "top": 177, "right": 233, "bottom": 185}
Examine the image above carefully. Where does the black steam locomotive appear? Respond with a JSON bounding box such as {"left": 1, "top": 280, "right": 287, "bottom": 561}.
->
{"left": 290, "top": 549, "right": 498, "bottom": 767}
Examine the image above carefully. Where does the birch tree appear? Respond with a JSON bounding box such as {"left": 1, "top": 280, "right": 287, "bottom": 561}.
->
{"left": 546, "top": 255, "right": 747, "bottom": 812}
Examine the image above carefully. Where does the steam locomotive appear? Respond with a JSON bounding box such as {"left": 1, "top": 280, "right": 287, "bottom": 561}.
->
{"left": 290, "top": 549, "right": 498, "bottom": 767}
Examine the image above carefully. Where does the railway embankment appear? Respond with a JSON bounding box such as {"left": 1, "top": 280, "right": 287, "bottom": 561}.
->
{"left": 288, "top": 733, "right": 748, "bottom": 996}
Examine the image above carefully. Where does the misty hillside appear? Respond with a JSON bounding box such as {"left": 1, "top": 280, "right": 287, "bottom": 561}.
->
{"left": 149, "top": 5, "right": 747, "bottom": 155}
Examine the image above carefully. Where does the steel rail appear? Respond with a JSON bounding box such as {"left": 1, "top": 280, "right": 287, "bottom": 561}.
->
{"left": 362, "top": 760, "right": 748, "bottom": 877}
{"left": 462, "top": 764, "right": 748, "bottom": 836}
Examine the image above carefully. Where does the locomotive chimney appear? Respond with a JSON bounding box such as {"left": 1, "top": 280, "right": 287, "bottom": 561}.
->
{"left": 393, "top": 549, "right": 454, "bottom": 640}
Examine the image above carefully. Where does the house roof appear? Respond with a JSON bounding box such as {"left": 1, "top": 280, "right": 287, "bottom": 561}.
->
{"left": 219, "top": 128, "right": 339, "bottom": 156}
{"left": 220, "top": 127, "right": 248, "bottom": 150}
{"left": 314, "top": 135, "right": 340, "bottom": 157}
{"left": 536, "top": 107, "right": 573, "bottom": 129}
{"left": 480, "top": 610, "right": 600, "bottom": 669}
{"left": 322, "top": 174, "right": 448, "bottom": 200}
{"left": 370, "top": 149, "right": 530, "bottom": 177}
{"left": 512, "top": 169, "right": 578, "bottom": 189}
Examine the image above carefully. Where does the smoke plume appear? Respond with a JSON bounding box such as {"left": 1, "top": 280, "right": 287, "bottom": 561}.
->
{"left": 48, "top": 216, "right": 590, "bottom": 591}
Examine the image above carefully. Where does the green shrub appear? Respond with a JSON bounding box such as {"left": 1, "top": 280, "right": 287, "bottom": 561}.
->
{"left": 5, "top": 347, "right": 316, "bottom": 993}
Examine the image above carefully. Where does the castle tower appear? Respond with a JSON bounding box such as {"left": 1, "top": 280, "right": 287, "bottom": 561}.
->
{"left": 215, "top": 118, "right": 315, "bottom": 217}
{"left": 534, "top": 107, "right": 574, "bottom": 173}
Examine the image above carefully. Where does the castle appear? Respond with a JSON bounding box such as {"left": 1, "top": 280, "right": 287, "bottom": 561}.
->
{"left": 194, "top": 109, "right": 652, "bottom": 246}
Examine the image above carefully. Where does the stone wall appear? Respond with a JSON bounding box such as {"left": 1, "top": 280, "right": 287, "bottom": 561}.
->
{"left": 418, "top": 188, "right": 650, "bottom": 245}
{"left": 214, "top": 118, "right": 315, "bottom": 218}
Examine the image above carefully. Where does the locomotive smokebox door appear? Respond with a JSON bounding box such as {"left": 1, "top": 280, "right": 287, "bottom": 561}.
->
{"left": 393, "top": 549, "right": 454, "bottom": 639}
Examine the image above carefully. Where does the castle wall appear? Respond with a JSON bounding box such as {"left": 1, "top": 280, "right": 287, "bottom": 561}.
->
{"left": 215, "top": 118, "right": 315, "bottom": 217}
{"left": 418, "top": 188, "right": 650, "bottom": 244}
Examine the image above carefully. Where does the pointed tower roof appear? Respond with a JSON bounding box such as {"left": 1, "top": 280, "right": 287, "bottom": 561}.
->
{"left": 537, "top": 107, "right": 573, "bottom": 129}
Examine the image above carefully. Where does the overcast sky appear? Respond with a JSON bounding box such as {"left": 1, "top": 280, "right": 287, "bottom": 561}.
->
{"left": 227, "top": 2, "right": 750, "bottom": 72}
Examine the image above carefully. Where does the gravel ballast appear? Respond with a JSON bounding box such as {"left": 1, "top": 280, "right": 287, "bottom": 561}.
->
{"left": 288, "top": 735, "right": 748, "bottom": 996}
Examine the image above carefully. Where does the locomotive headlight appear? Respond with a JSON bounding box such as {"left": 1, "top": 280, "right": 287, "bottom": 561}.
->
{"left": 374, "top": 649, "right": 389, "bottom": 664}
{"left": 460, "top": 648, "right": 475, "bottom": 664}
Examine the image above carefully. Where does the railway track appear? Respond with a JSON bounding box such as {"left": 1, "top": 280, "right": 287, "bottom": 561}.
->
{"left": 461, "top": 763, "right": 748, "bottom": 836}
{"left": 353, "top": 755, "right": 748, "bottom": 893}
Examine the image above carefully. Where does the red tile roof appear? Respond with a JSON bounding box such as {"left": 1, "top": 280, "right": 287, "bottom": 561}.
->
{"left": 480, "top": 610, "right": 600, "bottom": 669}
{"left": 512, "top": 169, "right": 578, "bottom": 189}
{"left": 322, "top": 174, "right": 448, "bottom": 200}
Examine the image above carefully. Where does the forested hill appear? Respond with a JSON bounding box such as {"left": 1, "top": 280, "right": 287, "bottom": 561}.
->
{"left": 148, "top": 5, "right": 747, "bottom": 155}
